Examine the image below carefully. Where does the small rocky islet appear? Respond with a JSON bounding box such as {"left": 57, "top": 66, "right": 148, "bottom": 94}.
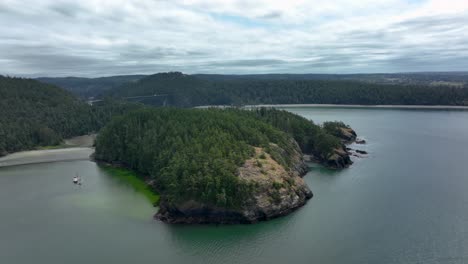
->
{"left": 95, "top": 107, "right": 363, "bottom": 224}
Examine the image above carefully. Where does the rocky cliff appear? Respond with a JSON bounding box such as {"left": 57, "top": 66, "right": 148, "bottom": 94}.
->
{"left": 155, "top": 144, "right": 312, "bottom": 224}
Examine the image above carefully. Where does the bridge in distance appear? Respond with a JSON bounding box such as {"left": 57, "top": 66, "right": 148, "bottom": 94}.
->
{"left": 87, "top": 94, "right": 167, "bottom": 105}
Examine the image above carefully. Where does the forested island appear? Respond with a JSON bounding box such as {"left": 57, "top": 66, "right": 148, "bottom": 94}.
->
{"left": 94, "top": 107, "right": 357, "bottom": 223}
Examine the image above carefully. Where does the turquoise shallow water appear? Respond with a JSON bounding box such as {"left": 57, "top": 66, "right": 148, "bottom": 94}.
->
{"left": 1, "top": 107, "right": 468, "bottom": 264}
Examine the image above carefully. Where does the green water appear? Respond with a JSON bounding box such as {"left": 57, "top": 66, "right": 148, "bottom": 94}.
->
{"left": 2, "top": 108, "right": 468, "bottom": 264}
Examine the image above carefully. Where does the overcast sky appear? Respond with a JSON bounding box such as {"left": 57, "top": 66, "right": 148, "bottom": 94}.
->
{"left": 1, "top": 0, "right": 468, "bottom": 77}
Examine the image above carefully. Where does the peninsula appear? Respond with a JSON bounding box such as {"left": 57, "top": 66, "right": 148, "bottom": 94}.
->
{"left": 95, "top": 107, "right": 358, "bottom": 224}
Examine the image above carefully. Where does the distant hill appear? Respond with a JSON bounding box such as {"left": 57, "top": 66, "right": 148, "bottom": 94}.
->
{"left": 0, "top": 76, "right": 97, "bottom": 154}
{"left": 37, "top": 75, "right": 145, "bottom": 99}
{"left": 102, "top": 72, "right": 468, "bottom": 107}
{"left": 0, "top": 76, "right": 143, "bottom": 155}
{"left": 37, "top": 72, "right": 468, "bottom": 100}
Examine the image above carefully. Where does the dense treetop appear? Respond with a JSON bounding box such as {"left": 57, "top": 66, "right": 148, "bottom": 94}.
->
{"left": 0, "top": 76, "right": 92, "bottom": 154}
{"left": 248, "top": 108, "right": 341, "bottom": 159}
{"left": 95, "top": 107, "right": 342, "bottom": 208}
{"left": 0, "top": 76, "right": 143, "bottom": 155}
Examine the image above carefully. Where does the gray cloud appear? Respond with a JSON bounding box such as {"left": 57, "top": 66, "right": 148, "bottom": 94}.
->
{"left": 257, "top": 11, "right": 283, "bottom": 19}
{"left": 394, "top": 14, "right": 468, "bottom": 31}
{"left": 1, "top": 0, "right": 468, "bottom": 77}
{"left": 50, "top": 2, "right": 85, "bottom": 18}
{"left": 205, "top": 59, "right": 286, "bottom": 67}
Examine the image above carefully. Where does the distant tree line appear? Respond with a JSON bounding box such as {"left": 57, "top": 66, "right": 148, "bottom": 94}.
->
{"left": 37, "top": 75, "right": 145, "bottom": 99}
{"left": 39, "top": 72, "right": 468, "bottom": 99}
{"left": 106, "top": 72, "right": 468, "bottom": 107}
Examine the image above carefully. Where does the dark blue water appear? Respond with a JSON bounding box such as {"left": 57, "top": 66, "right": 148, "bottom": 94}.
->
{"left": 1, "top": 107, "right": 468, "bottom": 264}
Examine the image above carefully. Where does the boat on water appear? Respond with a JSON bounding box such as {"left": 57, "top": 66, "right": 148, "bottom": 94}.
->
{"left": 73, "top": 174, "right": 82, "bottom": 185}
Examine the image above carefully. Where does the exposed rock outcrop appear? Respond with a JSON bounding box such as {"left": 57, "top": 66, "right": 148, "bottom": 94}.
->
{"left": 318, "top": 124, "right": 362, "bottom": 168}
{"left": 336, "top": 127, "right": 357, "bottom": 143}
{"left": 324, "top": 146, "right": 353, "bottom": 168}
{"left": 308, "top": 145, "right": 353, "bottom": 169}
{"left": 155, "top": 144, "right": 312, "bottom": 224}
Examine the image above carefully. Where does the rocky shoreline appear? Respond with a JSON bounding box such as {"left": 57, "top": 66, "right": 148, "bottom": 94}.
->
{"left": 117, "top": 126, "right": 365, "bottom": 225}
{"left": 94, "top": 143, "right": 313, "bottom": 224}
{"left": 97, "top": 127, "right": 367, "bottom": 225}
{"left": 304, "top": 125, "right": 365, "bottom": 169}
{"left": 96, "top": 122, "right": 364, "bottom": 225}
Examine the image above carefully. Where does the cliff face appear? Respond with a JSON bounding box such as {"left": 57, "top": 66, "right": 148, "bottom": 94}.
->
{"left": 155, "top": 143, "right": 313, "bottom": 224}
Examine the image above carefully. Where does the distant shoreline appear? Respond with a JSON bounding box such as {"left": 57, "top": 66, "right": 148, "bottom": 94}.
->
{"left": 196, "top": 104, "right": 468, "bottom": 110}
{"left": 247, "top": 104, "right": 468, "bottom": 109}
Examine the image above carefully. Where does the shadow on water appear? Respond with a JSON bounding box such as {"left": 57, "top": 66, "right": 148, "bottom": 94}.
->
{"left": 165, "top": 211, "right": 291, "bottom": 241}
{"left": 308, "top": 162, "right": 342, "bottom": 175}
{"left": 158, "top": 207, "right": 306, "bottom": 264}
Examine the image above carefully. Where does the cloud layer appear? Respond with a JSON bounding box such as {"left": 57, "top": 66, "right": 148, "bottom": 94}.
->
{"left": 1, "top": 0, "right": 468, "bottom": 77}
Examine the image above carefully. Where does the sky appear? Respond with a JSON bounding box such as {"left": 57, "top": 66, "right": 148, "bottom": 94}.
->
{"left": 1, "top": 0, "right": 468, "bottom": 77}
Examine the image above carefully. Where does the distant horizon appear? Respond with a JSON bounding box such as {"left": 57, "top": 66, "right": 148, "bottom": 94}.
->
{"left": 3, "top": 70, "right": 467, "bottom": 79}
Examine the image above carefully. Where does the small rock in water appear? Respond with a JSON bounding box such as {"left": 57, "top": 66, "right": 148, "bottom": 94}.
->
{"left": 355, "top": 138, "right": 366, "bottom": 144}
{"left": 355, "top": 150, "right": 368, "bottom": 155}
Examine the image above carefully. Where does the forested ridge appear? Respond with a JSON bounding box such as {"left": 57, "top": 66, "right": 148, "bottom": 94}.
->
{"left": 94, "top": 108, "right": 342, "bottom": 208}
{"left": 0, "top": 76, "right": 143, "bottom": 155}
{"left": 37, "top": 75, "right": 145, "bottom": 98}
{"left": 104, "top": 72, "right": 468, "bottom": 107}
{"left": 39, "top": 72, "right": 468, "bottom": 99}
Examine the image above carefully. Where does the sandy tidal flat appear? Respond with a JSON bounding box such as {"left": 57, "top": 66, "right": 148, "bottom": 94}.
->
{"left": 0, "top": 148, "right": 94, "bottom": 167}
